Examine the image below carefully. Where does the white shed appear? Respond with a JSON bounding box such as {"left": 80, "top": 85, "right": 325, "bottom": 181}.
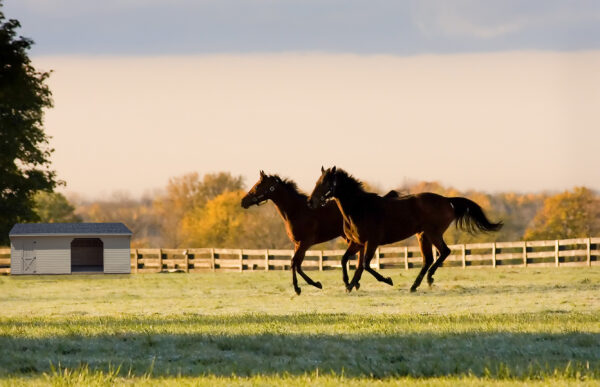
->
{"left": 9, "top": 223, "right": 132, "bottom": 275}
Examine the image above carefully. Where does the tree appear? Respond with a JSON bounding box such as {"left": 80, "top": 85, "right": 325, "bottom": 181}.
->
{"left": 195, "top": 172, "right": 244, "bottom": 208}
{"left": 524, "top": 187, "right": 600, "bottom": 240}
{"left": 33, "top": 191, "right": 81, "bottom": 223}
{"left": 182, "top": 190, "right": 247, "bottom": 247}
{"left": 153, "top": 172, "right": 244, "bottom": 247}
{"left": 181, "top": 189, "right": 292, "bottom": 249}
{"left": 77, "top": 192, "right": 161, "bottom": 248}
{"left": 0, "top": 4, "right": 60, "bottom": 244}
{"left": 238, "top": 203, "right": 294, "bottom": 249}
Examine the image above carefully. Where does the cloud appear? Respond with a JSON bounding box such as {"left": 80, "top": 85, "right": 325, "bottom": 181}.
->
{"left": 6, "top": 0, "right": 600, "bottom": 54}
{"left": 411, "top": 0, "right": 600, "bottom": 40}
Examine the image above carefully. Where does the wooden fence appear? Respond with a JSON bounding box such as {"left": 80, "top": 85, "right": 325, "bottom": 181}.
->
{"left": 130, "top": 237, "right": 600, "bottom": 273}
{"left": 1, "top": 237, "right": 598, "bottom": 274}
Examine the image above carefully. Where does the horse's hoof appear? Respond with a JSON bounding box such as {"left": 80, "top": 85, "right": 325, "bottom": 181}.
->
{"left": 410, "top": 286, "right": 417, "bottom": 293}
{"left": 355, "top": 282, "right": 360, "bottom": 291}
{"left": 314, "top": 281, "right": 323, "bottom": 289}
{"left": 427, "top": 277, "right": 434, "bottom": 287}
{"left": 385, "top": 277, "right": 394, "bottom": 286}
{"left": 295, "top": 287, "right": 301, "bottom": 295}
{"left": 345, "top": 284, "right": 353, "bottom": 293}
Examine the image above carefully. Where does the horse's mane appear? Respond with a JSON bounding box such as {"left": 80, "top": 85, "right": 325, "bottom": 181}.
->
{"left": 270, "top": 174, "right": 309, "bottom": 201}
{"left": 335, "top": 169, "right": 404, "bottom": 200}
{"left": 334, "top": 169, "right": 371, "bottom": 196}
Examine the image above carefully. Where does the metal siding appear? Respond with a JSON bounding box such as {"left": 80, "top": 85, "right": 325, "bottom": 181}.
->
{"left": 10, "top": 238, "right": 23, "bottom": 275}
{"left": 102, "top": 236, "right": 131, "bottom": 274}
{"left": 35, "top": 237, "right": 71, "bottom": 274}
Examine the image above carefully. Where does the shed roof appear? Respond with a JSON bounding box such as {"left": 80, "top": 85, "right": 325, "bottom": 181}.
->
{"left": 9, "top": 223, "right": 132, "bottom": 237}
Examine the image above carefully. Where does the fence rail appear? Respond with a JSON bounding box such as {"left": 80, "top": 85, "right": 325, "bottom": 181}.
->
{"left": 1, "top": 237, "right": 598, "bottom": 274}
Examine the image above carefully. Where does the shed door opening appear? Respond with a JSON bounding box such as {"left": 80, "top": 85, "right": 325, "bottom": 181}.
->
{"left": 71, "top": 238, "right": 103, "bottom": 273}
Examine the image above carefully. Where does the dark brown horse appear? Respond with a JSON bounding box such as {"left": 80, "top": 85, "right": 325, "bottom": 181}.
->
{"left": 241, "top": 170, "right": 397, "bottom": 295}
{"left": 308, "top": 166, "right": 503, "bottom": 292}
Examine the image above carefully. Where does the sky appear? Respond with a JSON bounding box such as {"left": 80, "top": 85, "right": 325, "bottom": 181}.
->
{"left": 4, "top": 1, "right": 600, "bottom": 198}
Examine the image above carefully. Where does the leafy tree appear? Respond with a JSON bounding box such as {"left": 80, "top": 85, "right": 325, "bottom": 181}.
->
{"left": 524, "top": 187, "right": 600, "bottom": 240}
{"left": 33, "top": 191, "right": 81, "bottom": 223}
{"left": 0, "top": 4, "right": 60, "bottom": 244}
{"left": 153, "top": 172, "right": 244, "bottom": 247}
{"left": 153, "top": 173, "right": 202, "bottom": 247}
{"left": 195, "top": 172, "right": 244, "bottom": 207}
{"left": 181, "top": 189, "right": 293, "bottom": 249}
{"left": 235, "top": 202, "right": 292, "bottom": 249}
{"left": 182, "top": 190, "right": 247, "bottom": 247}
{"left": 76, "top": 192, "right": 161, "bottom": 248}
{"left": 490, "top": 192, "right": 546, "bottom": 241}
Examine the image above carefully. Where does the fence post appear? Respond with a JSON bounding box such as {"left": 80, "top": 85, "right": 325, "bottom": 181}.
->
{"left": 183, "top": 249, "right": 189, "bottom": 273}
{"left": 461, "top": 245, "right": 466, "bottom": 269}
{"left": 555, "top": 240, "right": 559, "bottom": 267}
{"left": 375, "top": 248, "right": 381, "bottom": 270}
{"left": 319, "top": 250, "right": 323, "bottom": 271}
{"left": 404, "top": 246, "right": 409, "bottom": 270}
{"left": 265, "top": 249, "right": 269, "bottom": 271}
{"left": 210, "top": 248, "right": 215, "bottom": 272}
{"left": 157, "top": 248, "right": 162, "bottom": 273}
{"left": 522, "top": 241, "right": 527, "bottom": 267}
{"left": 132, "top": 248, "right": 138, "bottom": 274}
{"left": 587, "top": 237, "right": 591, "bottom": 267}
{"left": 492, "top": 243, "right": 496, "bottom": 268}
{"left": 239, "top": 249, "right": 243, "bottom": 272}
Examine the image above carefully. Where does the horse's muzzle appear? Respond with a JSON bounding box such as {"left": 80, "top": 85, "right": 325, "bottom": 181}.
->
{"left": 307, "top": 196, "right": 323, "bottom": 209}
{"left": 240, "top": 197, "right": 252, "bottom": 209}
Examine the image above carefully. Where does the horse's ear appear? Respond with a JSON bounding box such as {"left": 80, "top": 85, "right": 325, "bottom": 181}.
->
{"left": 260, "top": 170, "right": 265, "bottom": 177}
{"left": 321, "top": 166, "right": 325, "bottom": 174}
{"left": 331, "top": 166, "right": 336, "bottom": 174}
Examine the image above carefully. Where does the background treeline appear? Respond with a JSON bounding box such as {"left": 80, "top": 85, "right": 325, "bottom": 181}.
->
{"left": 32, "top": 172, "right": 600, "bottom": 249}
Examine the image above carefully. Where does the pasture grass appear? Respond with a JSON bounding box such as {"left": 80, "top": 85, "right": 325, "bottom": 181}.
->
{"left": 0, "top": 267, "right": 599, "bottom": 385}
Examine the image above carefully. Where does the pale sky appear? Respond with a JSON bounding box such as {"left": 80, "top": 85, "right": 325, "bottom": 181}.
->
{"left": 4, "top": 1, "right": 600, "bottom": 198}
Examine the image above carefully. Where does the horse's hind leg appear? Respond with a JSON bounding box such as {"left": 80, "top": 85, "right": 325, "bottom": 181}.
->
{"left": 425, "top": 234, "right": 451, "bottom": 287}
{"left": 410, "top": 233, "right": 434, "bottom": 292}
{"left": 293, "top": 243, "right": 323, "bottom": 293}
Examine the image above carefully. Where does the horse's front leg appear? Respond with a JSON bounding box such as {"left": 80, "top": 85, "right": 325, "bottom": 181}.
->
{"left": 340, "top": 242, "right": 361, "bottom": 291}
{"left": 363, "top": 247, "right": 393, "bottom": 286}
{"left": 291, "top": 245, "right": 302, "bottom": 295}
{"left": 294, "top": 242, "right": 323, "bottom": 291}
{"left": 348, "top": 242, "right": 377, "bottom": 291}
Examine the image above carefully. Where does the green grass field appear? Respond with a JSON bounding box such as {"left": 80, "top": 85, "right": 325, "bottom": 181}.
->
{"left": 1, "top": 267, "right": 599, "bottom": 386}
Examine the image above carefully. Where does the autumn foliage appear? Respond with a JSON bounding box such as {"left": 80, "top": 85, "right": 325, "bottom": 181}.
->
{"left": 58, "top": 172, "right": 600, "bottom": 248}
{"left": 524, "top": 187, "right": 600, "bottom": 240}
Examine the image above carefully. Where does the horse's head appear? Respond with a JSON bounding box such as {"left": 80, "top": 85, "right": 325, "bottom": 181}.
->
{"left": 241, "top": 170, "right": 281, "bottom": 209}
{"left": 308, "top": 166, "right": 338, "bottom": 209}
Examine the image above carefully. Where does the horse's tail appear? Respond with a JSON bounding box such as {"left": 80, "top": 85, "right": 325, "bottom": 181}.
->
{"left": 449, "top": 197, "right": 503, "bottom": 233}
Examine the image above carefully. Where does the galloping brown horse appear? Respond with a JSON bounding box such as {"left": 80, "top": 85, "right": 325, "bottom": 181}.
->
{"left": 308, "top": 166, "right": 503, "bottom": 292}
{"left": 241, "top": 170, "right": 397, "bottom": 295}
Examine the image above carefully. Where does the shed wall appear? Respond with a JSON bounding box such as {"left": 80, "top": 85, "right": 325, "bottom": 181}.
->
{"left": 11, "top": 236, "right": 71, "bottom": 274}
{"left": 34, "top": 236, "right": 72, "bottom": 274}
{"left": 103, "top": 236, "right": 131, "bottom": 274}
{"left": 11, "top": 234, "right": 131, "bottom": 275}
{"left": 10, "top": 240, "right": 22, "bottom": 275}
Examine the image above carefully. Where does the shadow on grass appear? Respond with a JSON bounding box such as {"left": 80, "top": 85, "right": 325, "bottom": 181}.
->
{"left": 0, "top": 314, "right": 599, "bottom": 379}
